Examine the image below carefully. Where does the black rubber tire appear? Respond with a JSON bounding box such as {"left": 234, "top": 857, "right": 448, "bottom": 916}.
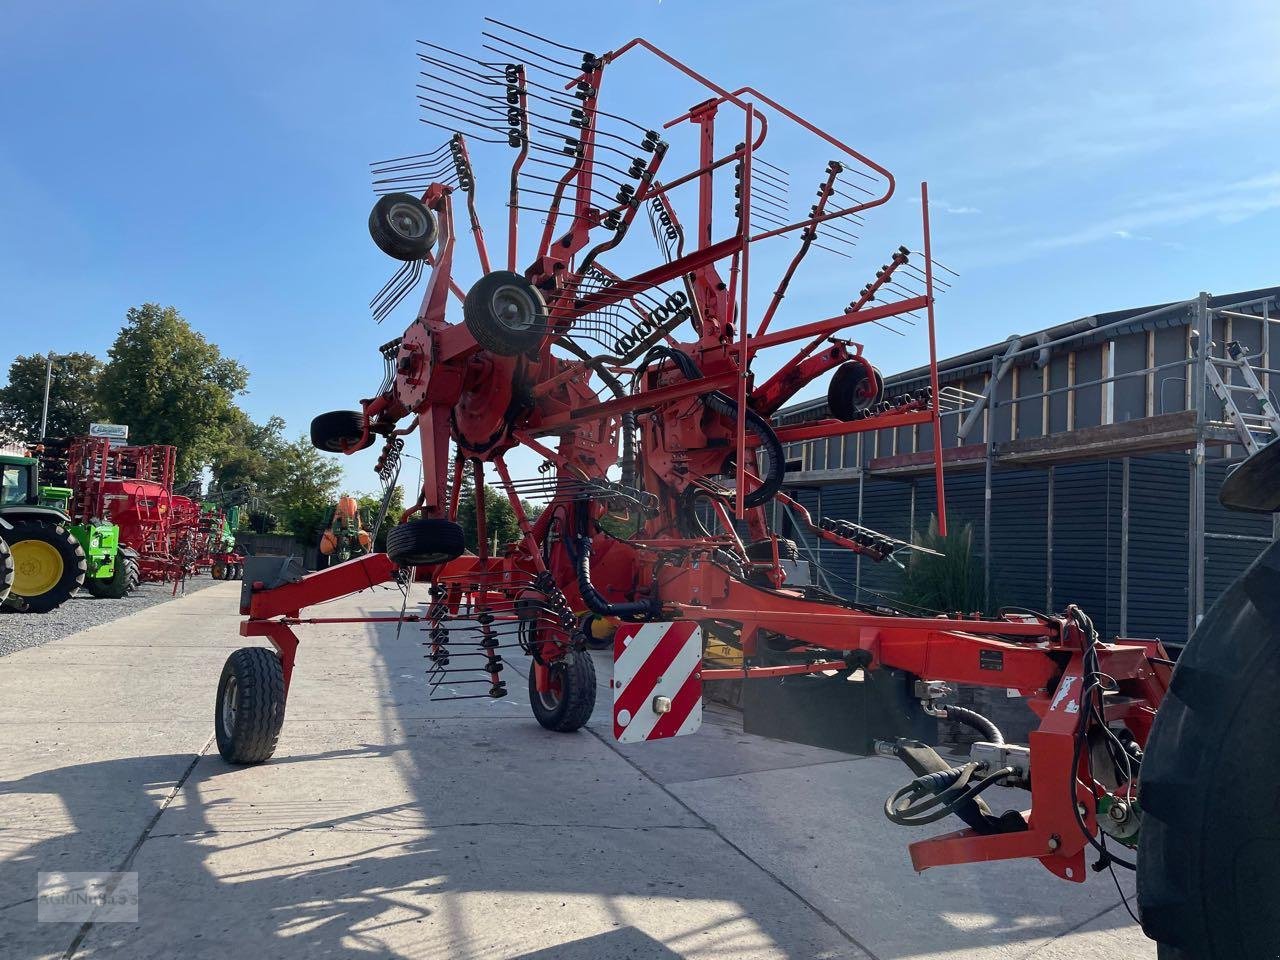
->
{"left": 5, "top": 518, "right": 86, "bottom": 613}
{"left": 215, "top": 647, "right": 286, "bottom": 764}
{"left": 464, "top": 270, "right": 548, "bottom": 356}
{"left": 211, "top": 562, "right": 226, "bottom": 580}
{"left": 310, "top": 410, "right": 375, "bottom": 453}
{"left": 84, "top": 550, "right": 135, "bottom": 599}
{"left": 528, "top": 650, "right": 597, "bottom": 732}
{"left": 368, "top": 192, "right": 438, "bottom": 262}
{"left": 828, "top": 360, "right": 884, "bottom": 421}
{"left": 233, "top": 563, "right": 243, "bottom": 581}
{"left": 1137, "top": 539, "right": 1280, "bottom": 959}
{"left": 125, "top": 558, "right": 140, "bottom": 593}
{"left": 0, "top": 536, "right": 12, "bottom": 605}
{"left": 744, "top": 537, "right": 800, "bottom": 562}
{"left": 386, "top": 518, "right": 466, "bottom": 566}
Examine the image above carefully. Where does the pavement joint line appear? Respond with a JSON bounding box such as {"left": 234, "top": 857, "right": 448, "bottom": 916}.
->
{"left": 144, "top": 822, "right": 712, "bottom": 839}
{"left": 661, "top": 752, "right": 873, "bottom": 787}
{"left": 1015, "top": 898, "right": 1133, "bottom": 958}
{"left": 583, "top": 722, "right": 885, "bottom": 960}
{"left": 61, "top": 733, "right": 215, "bottom": 960}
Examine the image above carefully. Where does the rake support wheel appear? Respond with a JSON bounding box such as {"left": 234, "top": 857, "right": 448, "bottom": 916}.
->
{"left": 310, "top": 411, "right": 376, "bottom": 453}
{"left": 463, "top": 271, "right": 548, "bottom": 357}
{"left": 386, "top": 518, "right": 466, "bottom": 567}
{"left": 369, "top": 192, "right": 438, "bottom": 262}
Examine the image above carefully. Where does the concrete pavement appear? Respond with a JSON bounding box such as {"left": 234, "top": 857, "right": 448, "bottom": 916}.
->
{"left": 0, "top": 580, "right": 1153, "bottom": 958}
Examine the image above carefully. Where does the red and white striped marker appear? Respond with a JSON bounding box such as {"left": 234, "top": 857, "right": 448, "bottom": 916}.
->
{"left": 612, "top": 621, "right": 702, "bottom": 743}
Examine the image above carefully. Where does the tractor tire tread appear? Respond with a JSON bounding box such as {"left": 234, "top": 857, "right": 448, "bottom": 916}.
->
{"left": 1137, "top": 540, "right": 1280, "bottom": 959}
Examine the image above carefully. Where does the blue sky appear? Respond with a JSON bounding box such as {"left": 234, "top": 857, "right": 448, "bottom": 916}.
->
{"left": 2, "top": 1, "right": 1279, "bottom": 494}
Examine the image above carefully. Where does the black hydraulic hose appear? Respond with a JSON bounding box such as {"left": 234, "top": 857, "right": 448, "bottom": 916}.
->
{"left": 574, "top": 535, "right": 659, "bottom": 619}
{"left": 561, "top": 339, "right": 635, "bottom": 488}
{"left": 939, "top": 705, "right": 1005, "bottom": 745}
{"left": 639, "top": 346, "right": 785, "bottom": 508}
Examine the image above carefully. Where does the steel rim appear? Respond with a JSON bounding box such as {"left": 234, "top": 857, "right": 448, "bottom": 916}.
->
{"left": 11, "top": 540, "right": 63, "bottom": 596}
{"left": 387, "top": 201, "right": 430, "bottom": 241}
{"left": 491, "top": 283, "right": 540, "bottom": 333}
{"left": 221, "top": 675, "right": 239, "bottom": 734}
{"left": 538, "top": 664, "right": 564, "bottom": 711}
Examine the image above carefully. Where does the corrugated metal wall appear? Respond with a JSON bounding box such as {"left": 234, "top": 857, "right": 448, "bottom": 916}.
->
{"left": 793, "top": 452, "right": 1271, "bottom": 650}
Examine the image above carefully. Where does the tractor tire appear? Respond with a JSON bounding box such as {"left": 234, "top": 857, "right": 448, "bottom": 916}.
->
{"left": 368, "top": 192, "right": 438, "bottom": 262}
{"left": 828, "top": 360, "right": 883, "bottom": 421}
{"left": 529, "top": 650, "right": 596, "bottom": 732}
{"left": 84, "top": 550, "right": 137, "bottom": 599}
{"left": 0, "top": 536, "right": 12, "bottom": 606}
{"left": 386, "top": 518, "right": 465, "bottom": 566}
{"left": 1137, "top": 539, "right": 1280, "bottom": 959}
{"left": 310, "top": 411, "right": 376, "bottom": 453}
{"left": 463, "top": 270, "right": 548, "bottom": 356}
{"left": 233, "top": 563, "right": 244, "bottom": 580}
{"left": 6, "top": 518, "right": 86, "bottom": 613}
{"left": 215, "top": 646, "right": 286, "bottom": 764}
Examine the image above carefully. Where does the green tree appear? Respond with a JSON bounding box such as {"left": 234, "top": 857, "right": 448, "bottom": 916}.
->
{"left": 210, "top": 411, "right": 286, "bottom": 490}
{"left": 450, "top": 458, "right": 544, "bottom": 553}
{"left": 0, "top": 352, "right": 103, "bottom": 442}
{"left": 256, "top": 434, "right": 344, "bottom": 542}
{"left": 97, "top": 303, "right": 248, "bottom": 482}
{"left": 355, "top": 486, "right": 405, "bottom": 551}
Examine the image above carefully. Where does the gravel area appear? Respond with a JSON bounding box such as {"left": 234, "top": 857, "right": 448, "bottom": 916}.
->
{"left": 0, "top": 576, "right": 226, "bottom": 657}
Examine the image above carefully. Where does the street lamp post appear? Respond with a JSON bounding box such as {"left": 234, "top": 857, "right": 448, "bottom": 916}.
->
{"left": 38, "top": 353, "right": 55, "bottom": 442}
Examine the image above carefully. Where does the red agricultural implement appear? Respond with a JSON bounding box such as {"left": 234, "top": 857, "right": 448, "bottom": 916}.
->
{"left": 62, "top": 436, "right": 190, "bottom": 583}
{"left": 222, "top": 21, "right": 1276, "bottom": 958}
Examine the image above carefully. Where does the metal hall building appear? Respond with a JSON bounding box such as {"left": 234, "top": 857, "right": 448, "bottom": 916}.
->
{"left": 775, "top": 285, "right": 1280, "bottom": 649}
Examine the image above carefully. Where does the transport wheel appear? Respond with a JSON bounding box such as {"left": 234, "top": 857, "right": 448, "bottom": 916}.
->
{"left": 386, "top": 517, "right": 466, "bottom": 566}
{"left": 310, "top": 410, "right": 376, "bottom": 453}
{"left": 6, "top": 518, "right": 86, "bottom": 613}
{"left": 1137, "top": 539, "right": 1280, "bottom": 959}
{"left": 827, "top": 359, "right": 884, "bottom": 421}
{"left": 529, "top": 650, "right": 596, "bottom": 732}
{"left": 463, "top": 270, "right": 548, "bottom": 356}
{"left": 0, "top": 536, "right": 12, "bottom": 605}
{"left": 368, "top": 192, "right": 438, "bottom": 261}
{"left": 233, "top": 563, "right": 244, "bottom": 581}
{"left": 215, "top": 646, "right": 286, "bottom": 764}
{"left": 84, "top": 550, "right": 136, "bottom": 599}
{"left": 210, "top": 562, "right": 226, "bottom": 580}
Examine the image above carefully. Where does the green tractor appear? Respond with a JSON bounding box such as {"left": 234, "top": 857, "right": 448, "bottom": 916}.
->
{"left": 37, "top": 483, "right": 139, "bottom": 600}
{"left": 0, "top": 452, "right": 135, "bottom": 612}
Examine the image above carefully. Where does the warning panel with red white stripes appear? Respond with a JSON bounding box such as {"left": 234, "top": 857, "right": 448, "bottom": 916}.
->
{"left": 612, "top": 621, "right": 703, "bottom": 744}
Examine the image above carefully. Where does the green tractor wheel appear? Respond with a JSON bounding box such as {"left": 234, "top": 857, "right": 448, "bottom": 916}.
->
{"left": 7, "top": 518, "right": 86, "bottom": 613}
{"left": 0, "top": 537, "right": 12, "bottom": 606}
{"left": 84, "top": 550, "right": 140, "bottom": 600}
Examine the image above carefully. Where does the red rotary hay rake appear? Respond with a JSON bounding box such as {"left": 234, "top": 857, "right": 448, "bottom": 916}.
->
{"left": 222, "top": 21, "right": 1275, "bottom": 956}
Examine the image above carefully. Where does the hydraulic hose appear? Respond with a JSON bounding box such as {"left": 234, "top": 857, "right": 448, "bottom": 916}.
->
{"left": 639, "top": 346, "right": 785, "bottom": 508}
{"left": 562, "top": 339, "right": 636, "bottom": 488}
{"left": 939, "top": 705, "right": 1005, "bottom": 745}
{"left": 574, "top": 535, "right": 659, "bottom": 620}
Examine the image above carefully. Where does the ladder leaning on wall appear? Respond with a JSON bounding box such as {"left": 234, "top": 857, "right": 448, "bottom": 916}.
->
{"left": 1205, "top": 340, "right": 1280, "bottom": 453}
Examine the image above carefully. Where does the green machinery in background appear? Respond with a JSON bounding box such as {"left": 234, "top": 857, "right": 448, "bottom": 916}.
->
{"left": 0, "top": 451, "right": 137, "bottom": 612}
